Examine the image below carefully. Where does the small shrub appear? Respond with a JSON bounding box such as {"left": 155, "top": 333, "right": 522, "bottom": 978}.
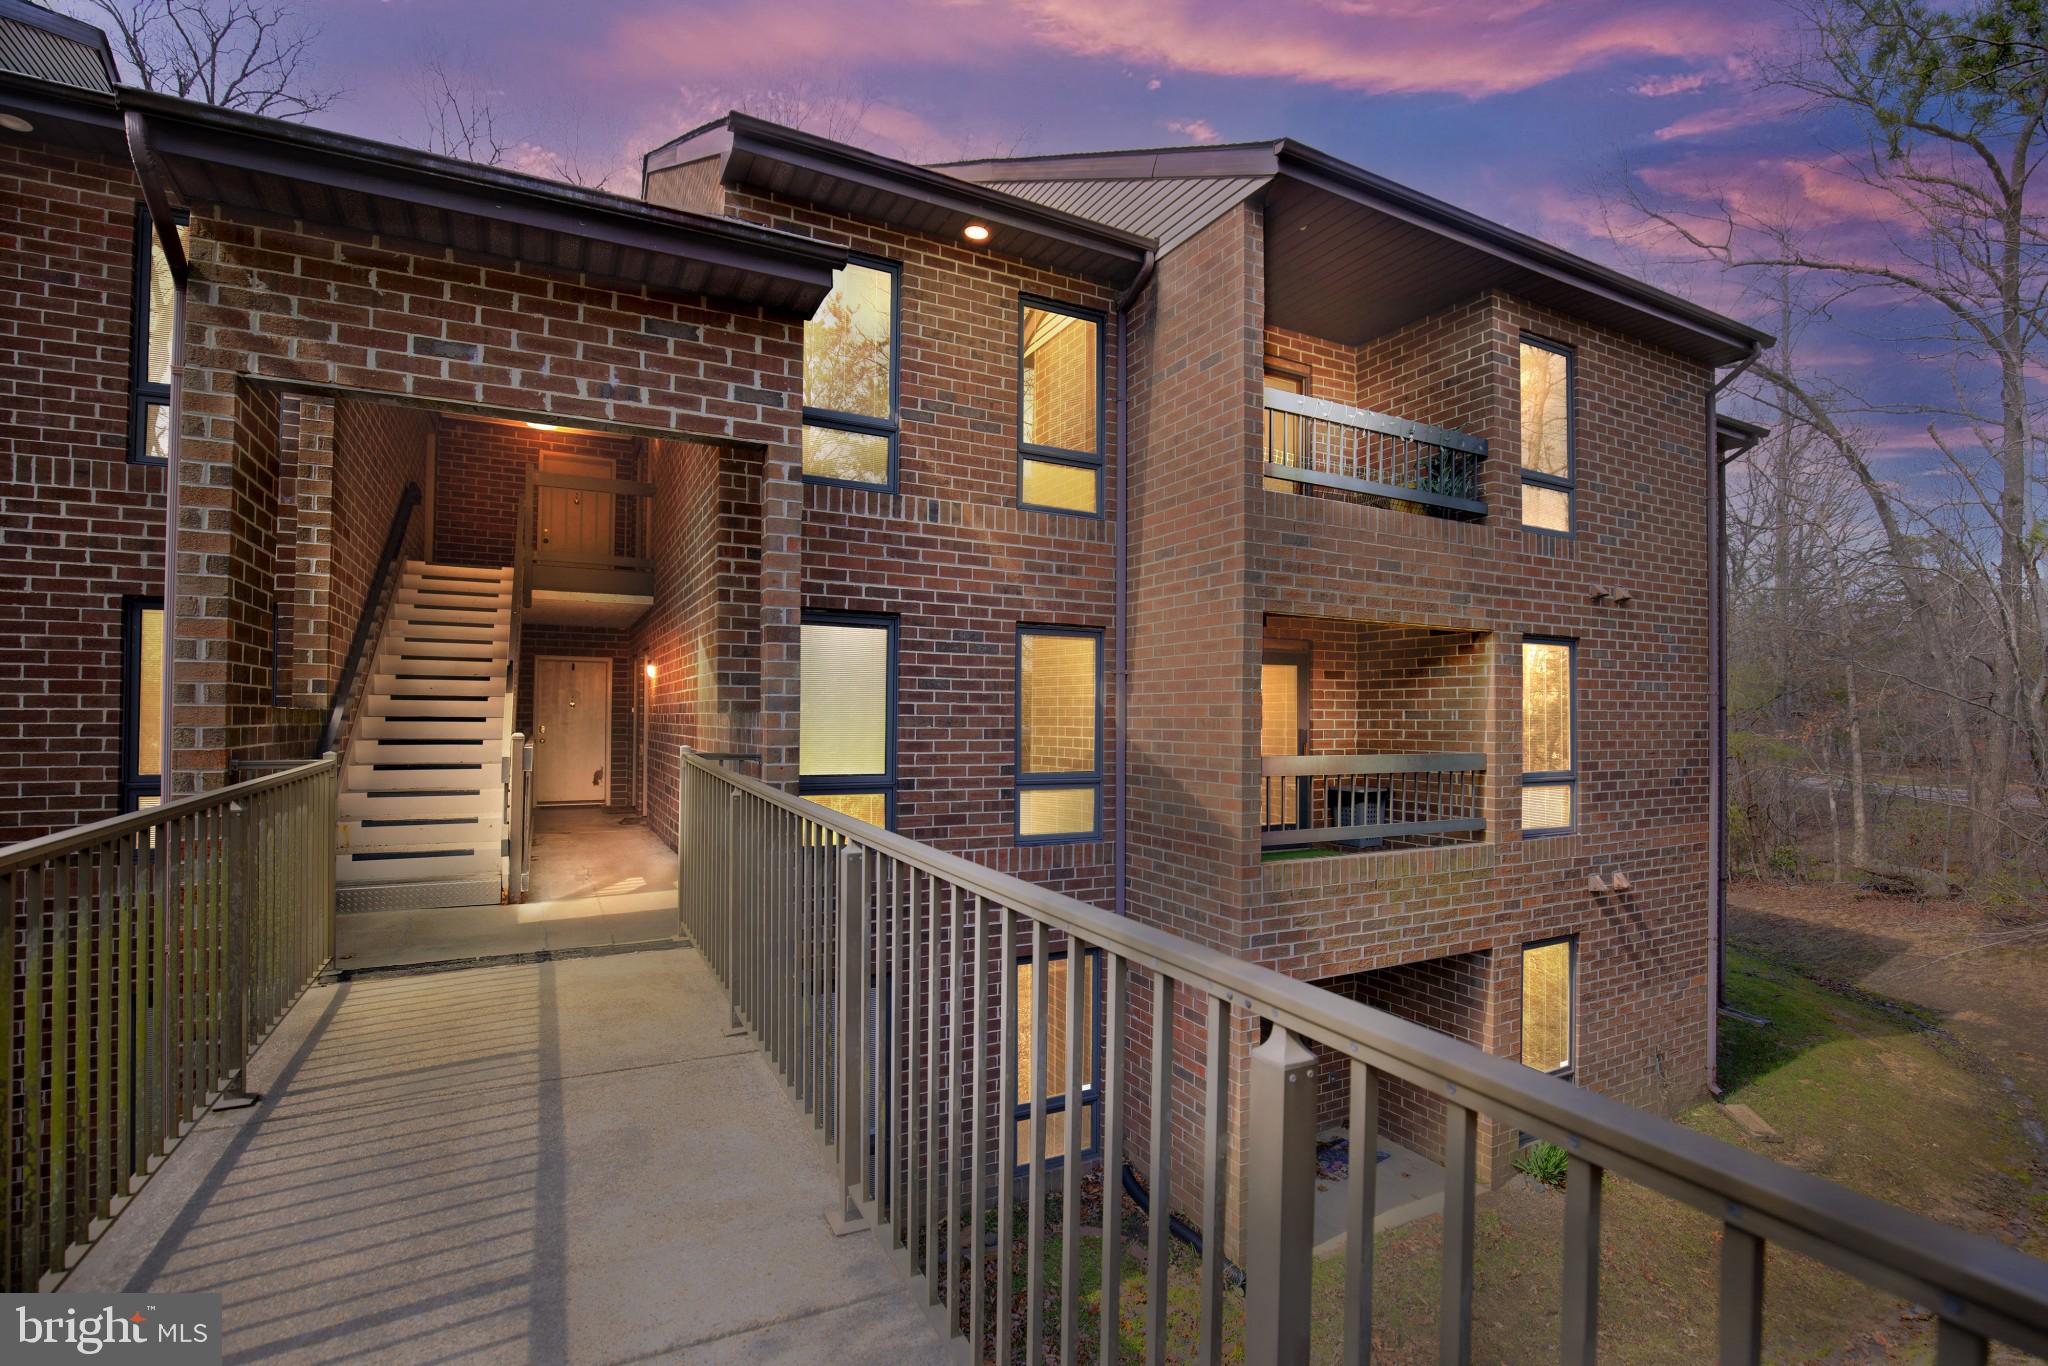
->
{"left": 1514, "top": 1139, "right": 1569, "bottom": 1188}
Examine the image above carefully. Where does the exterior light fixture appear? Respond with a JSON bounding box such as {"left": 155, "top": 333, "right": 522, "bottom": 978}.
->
{"left": 644, "top": 662, "right": 658, "bottom": 681}
{"left": 524, "top": 421, "right": 563, "bottom": 432}
{"left": 962, "top": 221, "right": 991, "bottom": 243}
{"left": 0, "top": 113, "right": 34, "bottom": 134}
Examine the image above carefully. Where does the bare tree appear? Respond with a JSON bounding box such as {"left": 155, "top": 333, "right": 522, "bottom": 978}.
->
{"left": 1621, "top": 0, "right": 2048, "bottom": 884}
{"left": 412, "top": 53, "right": 509, "bottom": 167}
{"left": 77, "top": 0, "right": 337, "bottom": 117}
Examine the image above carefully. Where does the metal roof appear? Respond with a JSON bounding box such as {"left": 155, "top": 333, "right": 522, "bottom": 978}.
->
{"left": 0, "top": 0, "right": 114, "bottom": 94}
{"left": 645, "top": 114, "right": 1153, "bottom": 287}
{"left": 117, "top": 90, "right": 846, "bottom": 315}
{"left": 944, "top": 140, "right": 1771, "bottom": 366}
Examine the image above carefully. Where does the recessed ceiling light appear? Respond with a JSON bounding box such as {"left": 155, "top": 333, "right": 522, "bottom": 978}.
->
{"left": 962, "top": 221, "right": 991, "bottom": 243}
{"left": 0, "top": 113, "right": 34, "bottom": 134}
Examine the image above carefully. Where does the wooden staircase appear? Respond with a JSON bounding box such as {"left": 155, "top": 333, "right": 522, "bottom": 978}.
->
{"left": 335, "top": 561, "right": 514, "bottom": 908}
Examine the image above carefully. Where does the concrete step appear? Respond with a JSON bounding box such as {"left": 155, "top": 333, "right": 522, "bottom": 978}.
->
{"left": 339, "top": 788, "right": 499, "bottom": 820}
{"left": 339, "top": 815, "right": 505, "bottom": 851}
{"left": 358, "top": 715, "right": 500, "bottom": 742}
{"left": 366, "top": 694, "right": 505, "bottom": 720}
{"left": 349, "top": 741, "right": 501, "bottom": 768}
{"left": 336, "top": 843, "right": 500, "bottom": 885}
{"left": 388, "top": 617, "right": 508, "bottom": 641}
{"left": 399, "top": 610, "right": 511, "bottom": 633}
{"left": 345, "top": 762, "right": 500, "bottom": 791}
{"left": 375, "top": 653, "right": 502, "bottom": 678}
{"left": 368, "top": 673, "right": 502, "bottom": 698}
{"left": 386, "top": 637, "right": 507, "bottom": 661}
{"left": 397, "top": 587, "right": 512, "bottom": 610}
{"left": 403, "top": 561, "right": 510, "bottom": 583}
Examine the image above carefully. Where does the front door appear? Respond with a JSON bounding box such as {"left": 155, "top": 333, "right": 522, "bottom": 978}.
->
{"left": 534, "top": 656, "right": 610, "bottom": 804}
{"left": 536, "top": 450, "right": 616, "bottom": 565}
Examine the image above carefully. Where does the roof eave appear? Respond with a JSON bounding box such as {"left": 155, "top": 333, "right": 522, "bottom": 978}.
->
{"left": 1275, "top": 139, "right": 1772, "bottom": 365}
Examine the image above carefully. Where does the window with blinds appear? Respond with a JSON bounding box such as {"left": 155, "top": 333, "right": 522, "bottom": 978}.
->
{"left": 1017, "top": 628, "right": 1101, "bottom": 841}
{"left": 798, "top": 616, "right": 895, "bottom": 827}
{"left": 1019, "top": 301, "right": 1104, "bottom": 515}
{"left": 1521, "top": 637, "right": 1576, "bottom": 835}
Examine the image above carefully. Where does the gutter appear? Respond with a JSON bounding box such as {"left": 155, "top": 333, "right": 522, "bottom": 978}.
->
{"left": 124, "top": 109, "right": 188, "bottom": 794}
{"left": 1111, "top": 248, "right": 1158, "bottom": 918}
{"left": 1705, "top": 341, "right": 1763, "bottom": 1091}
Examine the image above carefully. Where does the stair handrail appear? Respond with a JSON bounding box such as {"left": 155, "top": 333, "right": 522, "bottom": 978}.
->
{"left": 318, "top": 481, "right": 422, "bottom": 757}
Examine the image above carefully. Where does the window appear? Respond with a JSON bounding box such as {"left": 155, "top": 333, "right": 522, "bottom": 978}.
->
{"left": 1013, "top": 948, "right": 1102, "bottom": 1170}
{"left": 1521, "top": 638, "right": 1575, "bottom": 835}
{"left": 1521, "top": 938, "right": 1575, "bottom": 1075}
{"left": 798, "top": 615, "right": 896, "bottom": 827}
{"left": 121, "top": 598, "right": 164, "bottom": 811}
{"left": 129, "top": 205, "right": 182, "bottom": 465}
{"left": 1018, "top": 301, "right": 1104, "bottom": 514}
{"left": 1017, "top": 627, "right": 1101, "bottom": 841}
{"left": 1518, "top": 338, "right": 1573, "bottom": 534}
{"left": 802, "top": 257, "right": 899, "bottom": 489}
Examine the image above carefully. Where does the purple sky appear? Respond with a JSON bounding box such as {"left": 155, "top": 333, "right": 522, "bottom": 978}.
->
{"left": 122, "top": 1, "right": 1988, "bottom": 474}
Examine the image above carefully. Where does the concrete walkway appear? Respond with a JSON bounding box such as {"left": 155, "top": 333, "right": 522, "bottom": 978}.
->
{"left": 334, "top": 809, "right": 681, "bottom": 973}
{"left": 70, "top": 949, "right": 949, "bottom": 1364}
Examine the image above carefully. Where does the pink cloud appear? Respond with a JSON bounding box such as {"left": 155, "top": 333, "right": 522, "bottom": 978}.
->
{"left": 1165, "top": 116, "right": 1220, "bottom": 143}
{"left": 1013, "top": 0, "right": 1754, "bottom": 97}
{"left": 588, "top": 0, "right": 1756, "bottom": 100}
{"left": 1633, "top": 71, "right": 1710, "bottom": 97}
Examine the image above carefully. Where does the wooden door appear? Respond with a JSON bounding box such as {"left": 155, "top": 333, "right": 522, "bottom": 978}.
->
{"left": 536, "top": 450, "right": 616, "bottom": 564}
{"left": 534, "top": 656, "right": 610, "bottom": 804}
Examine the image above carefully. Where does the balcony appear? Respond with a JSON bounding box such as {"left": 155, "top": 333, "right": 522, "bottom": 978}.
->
{"left": 1261, "top": 752, "right": 1485, "bottom": 852}
{"left": 1263, "top": 387, "right": 1487, "bottom": 519}
{"left": 517, "top": 466, "right": 657, "bottom": 627}
{"left": 4, "top": 758, "right": 2045, "bottom": 1360}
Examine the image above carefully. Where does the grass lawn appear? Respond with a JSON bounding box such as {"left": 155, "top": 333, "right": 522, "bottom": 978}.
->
{"left": 970, "top": 944, "right": 2039, "bottom": 1363}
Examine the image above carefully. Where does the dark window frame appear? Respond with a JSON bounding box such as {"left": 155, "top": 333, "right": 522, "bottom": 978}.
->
{"left": 1520, "top": 635, "right": 1577, "bottom": 837}
{"left": 120, "top": 595, "right": 163, "bottom": 811}
{"left": 797, "top": 611, "right": 899, "bottom": 829}
{"left": 1016, "top": 295, "right": 1108, "bottom": 518}
{"left": 801, "top": 253, "right": 903, "bottom": 493}
{"left": 1014, "top": 624, "right": 1104, "bottom": 845}
{"left": 127, "top": 203, "right": 184, "bottom": 467}
{"left": 1520, "top": 934, "right": 1578, "bottom": 1078}
{"left": 1517, "top": 334, "right": 1575, "bottom": 537}
{"left": 1010, "top": 944, "right": 1105, "bottom": 1175}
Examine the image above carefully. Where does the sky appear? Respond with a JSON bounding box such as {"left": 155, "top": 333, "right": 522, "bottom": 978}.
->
{"left": 80, "top": 0, "right": 2011, "bottom": 479}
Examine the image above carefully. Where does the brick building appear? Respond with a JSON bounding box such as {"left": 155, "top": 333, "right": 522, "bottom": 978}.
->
{"left": 1, "top": 0, "right": 1767, "bottom": 1222}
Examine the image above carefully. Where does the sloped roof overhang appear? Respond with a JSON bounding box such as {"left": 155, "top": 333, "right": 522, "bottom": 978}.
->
{"left": 101, "top": 88, "right": 848, "bottom": 314}
{"left": 646, "top": 114, "right": 1153, "bottom": 288}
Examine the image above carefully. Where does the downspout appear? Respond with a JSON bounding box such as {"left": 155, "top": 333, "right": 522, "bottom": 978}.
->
{"left": 1112, "top": 250, "right": 1157, "bottom": 918}
{"left": 1706, "top": 342, "right": 1761, "bottom": 1092}
{"left": 124, "top": 110, "right": 191, "bottom": 795}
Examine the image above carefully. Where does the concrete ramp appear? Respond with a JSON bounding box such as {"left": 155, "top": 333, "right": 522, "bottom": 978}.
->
{"left": 70, "top": 951, "right": 948, "bottom": 1363}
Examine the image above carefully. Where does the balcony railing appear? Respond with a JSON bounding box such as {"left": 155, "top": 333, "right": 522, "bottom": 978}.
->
{"left": 521, "top": 468, "right": 656, "bottom": 599}
{"left": 678, "top": 746, "right": 2048, "bottom": 1364}
{"left": 0, "top": 760, "right": 337, "bottom": 1290}
{"left": 1261, "top": 752, "right": 1485, "bottom": 850}
{"left": 1264, "top": 388, "right": 1487, "bottom": 517}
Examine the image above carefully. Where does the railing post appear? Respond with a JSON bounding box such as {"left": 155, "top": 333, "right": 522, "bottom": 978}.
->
{"left": 677, "top": 747, "right": 692, "bottom": 942}
{"left": 1245, "top": 1024, "right": 1316, "bottom": 1366}
{"left": 829, "top": 845, "right": 869, "bottom": 1234}
{"left": 220, "top": 800, "right": 257, "bottom": 1108}
{"left": 724, "top": 790, "right": 745, "bottom": 1037}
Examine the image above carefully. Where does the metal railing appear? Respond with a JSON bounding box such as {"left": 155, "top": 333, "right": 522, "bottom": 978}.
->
{"left": 677, "top": 747, "right": 2048, "bottom": 1364}
{"left": 1260, "top": 752, "right": 1486, "bottom": 850}
{"left": 0, "top": 759, "right": 337, "bottom": 1291}
{"left": 1264, "top": 388, "right": 1487, "bottom": 518}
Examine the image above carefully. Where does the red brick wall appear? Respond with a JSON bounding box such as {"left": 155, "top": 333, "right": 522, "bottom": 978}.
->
{"left": 0, "top": 141, "right": 164, "bottom": 840}
{"left": 327, "top": 397, "right": 431, "bottom": 683}
{"left": 716, "top": 186, "right": 1124, "bottom": 904}
{"left": 635, "top": 436, "right": 763, "bottom": 840}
